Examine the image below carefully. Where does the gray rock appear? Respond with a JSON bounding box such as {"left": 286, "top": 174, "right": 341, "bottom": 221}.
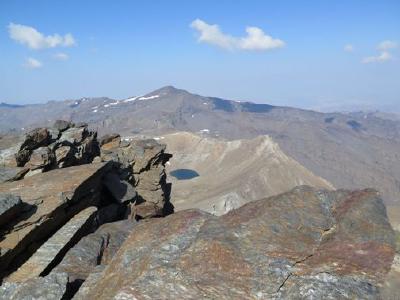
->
{"left": 0, "top": 272, "right": 68, "bottom": 300}
{"left": 59, "top": 127, "right": 87, "bottom": 145}
{"left": 25, "top": 147, "right": 55, "bottom": 171}
{"left": 54, "top": 145, "right": 74, "bottom": 168}
{"left": 100, "top": 139, "right": 172, "bottom": 218}
{"left": 52, "top": 220, "right": 136, "bottom": 296}
{"left": 53, "top": 120, "right": 72, "bottom": 132}
{"left": 103, "top": 172, "right": 137, "bottom": 203}
{"left": 0, "top": 193, "right": 22, "bottom": 227}
{"left": 7, "top": 207, "right": 98, "bottom": 283}
{"left": 0, "top": 167, "right": 28, "bottom": 183}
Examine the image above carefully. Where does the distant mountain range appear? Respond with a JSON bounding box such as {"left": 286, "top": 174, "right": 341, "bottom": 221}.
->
{"left": 1, "top": 86, "right": 400, "bottom": 206}
{"left": 0, "top": 102, "right": 24, "bottom": 109}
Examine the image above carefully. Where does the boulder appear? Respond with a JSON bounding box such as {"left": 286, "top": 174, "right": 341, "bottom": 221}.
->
{"left": 25, "top": 146, "right": 55, "bottom": 171}
{"left": 0, "top": 162, "right": 112, "bottom": 277}
{"left": 59, "top": 127, "right": 88, "bottom": 145}
{"left": 53, "top": 120, "right": 73, "bottom": 132}
{"left": 0, "top": 194, "right": 22, "bottom": 228}
{"left": 0, "top": 144, "right": 21, "bottom": 168}
{"left": 54, "top": 145, "right": 74, "bottom": 167}
{"left": 82, "top": 186, "right": 395, "bottom": 299}
{"left": 7, "top": 206, "right": 98, "bottom": 283}
{"left": 99, "top": 134, "right": 120, "bottom": 151}
{"left": 19, "top": 128, "right": 50, "bottom": 152}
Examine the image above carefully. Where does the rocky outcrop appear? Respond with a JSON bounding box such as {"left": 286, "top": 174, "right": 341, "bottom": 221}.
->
{"left": 7, "top": 207, "right": 98, "bottom": 282}
{"left": 0, "top": 162, "right": 112, "bottom": 276}
{"left": 8, "top": 121, "right": 100, "bottom": 178}
{"left": 100, "top": 136, "right": 172, "bottom": 219}
{"left": 0, "top": 123, "right": 172, "bottom": 299}
{"left": 82, "top": 186, "right": 395, "bottom": 299}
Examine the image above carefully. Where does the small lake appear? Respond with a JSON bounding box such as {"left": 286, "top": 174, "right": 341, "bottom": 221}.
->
{"left": 170, "top": 169, "right": 200, "bottom": 180}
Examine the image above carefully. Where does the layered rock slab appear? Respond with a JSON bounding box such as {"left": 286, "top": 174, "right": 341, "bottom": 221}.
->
{"left": 7, "top": 206, "right": 98, "bottom": 282}
{"left": 0, "top": 162, "right": 111, "bottom": 276}
{"left": 83, "top": 186, "right": 395, "bottom": 299}
{"left": 53, "top": 220, "right": 136, "bottom": 299}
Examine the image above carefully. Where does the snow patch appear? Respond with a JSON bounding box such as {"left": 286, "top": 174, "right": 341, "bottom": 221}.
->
{"left": 92, "top": 109, "right": 98, "bottom": 113}
{"left": 153, "top": 136, "right": 165, "bottom": 141}
{"left": 138, "top": 95, "right": 160, "bottom": 101}
{"left": 123, "top": 96, "right": 139, "bottom": 102}
{"left": 200, "top": 129, "right": 210, "bottom": 134}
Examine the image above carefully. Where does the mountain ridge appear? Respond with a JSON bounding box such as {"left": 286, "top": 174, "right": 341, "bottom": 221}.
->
{"left": 1, "top": 86, "right": 400, "bottom": 205}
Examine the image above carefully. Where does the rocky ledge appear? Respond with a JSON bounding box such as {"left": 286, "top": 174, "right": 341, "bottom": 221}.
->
{"left": 0, "top": 122, "right": 397, "bottom": 299}
{"left": 0, "top": 121, "right": 173, "bottom": 298}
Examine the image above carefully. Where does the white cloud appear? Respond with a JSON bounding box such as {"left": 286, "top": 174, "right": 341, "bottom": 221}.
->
{"left": 53, "top": 52, "right": 69, "bottom": 60}
{"left": 25, "top": 57, "right": 42, "bottom": 68}
{"left": 344, "top": 44, "right": 354, "bottom": 52}
{"left": 362, "top": 51, "right": 393, "bottom": 63}
{"left": 8, "top": 23, "right": 76, "bottom": 49}
{"left": 362, "top": 40, "right": 398, "bottom": 63}
{"left": 377, "top": 40, "right": 397, "bottom": 51}
{"left": 190, "top": 19, "right": 285, "bottom": 51}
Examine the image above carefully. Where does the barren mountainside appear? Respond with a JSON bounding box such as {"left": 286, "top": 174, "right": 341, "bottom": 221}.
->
{"left": 163, "top": 132, "right": 333, "bottom": 215}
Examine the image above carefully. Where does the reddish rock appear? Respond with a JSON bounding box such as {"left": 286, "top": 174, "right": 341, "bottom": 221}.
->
{"left": 83, "top": 187, "right": 395, "bottom": 299}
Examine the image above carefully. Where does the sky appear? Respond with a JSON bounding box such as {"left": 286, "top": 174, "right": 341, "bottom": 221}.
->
{"left": 0, "top": 0, "right": 399, "bottom": 112}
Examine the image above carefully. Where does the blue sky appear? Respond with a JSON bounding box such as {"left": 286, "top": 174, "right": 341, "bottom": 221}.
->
{"left": 0, "top": 0, "right": 399, "bottom": 112}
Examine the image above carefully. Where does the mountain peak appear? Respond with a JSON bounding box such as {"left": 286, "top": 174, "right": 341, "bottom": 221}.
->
{"left": 148, "top": 85, "right": 189, "bottom": 96}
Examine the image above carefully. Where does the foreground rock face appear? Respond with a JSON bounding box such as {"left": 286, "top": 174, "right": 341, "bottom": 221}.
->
{"left": 7, "top": 206, "right": 98, "bottom": 282}
{"left": 83, "top": 186, "right": 395, "bottom": 299}
{"left": 0, "top": 162, "right": 111, "bottom": 275}
{"left": 0, "top": 123, "right": 173, "bottom": 298}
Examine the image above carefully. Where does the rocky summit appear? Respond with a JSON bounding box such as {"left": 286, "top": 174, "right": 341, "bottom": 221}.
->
{"left": 0, "top": 121, "right": 397, "bottom": 299}
{"left": 78, "top": 187, "right": 395, "bottom": 299}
